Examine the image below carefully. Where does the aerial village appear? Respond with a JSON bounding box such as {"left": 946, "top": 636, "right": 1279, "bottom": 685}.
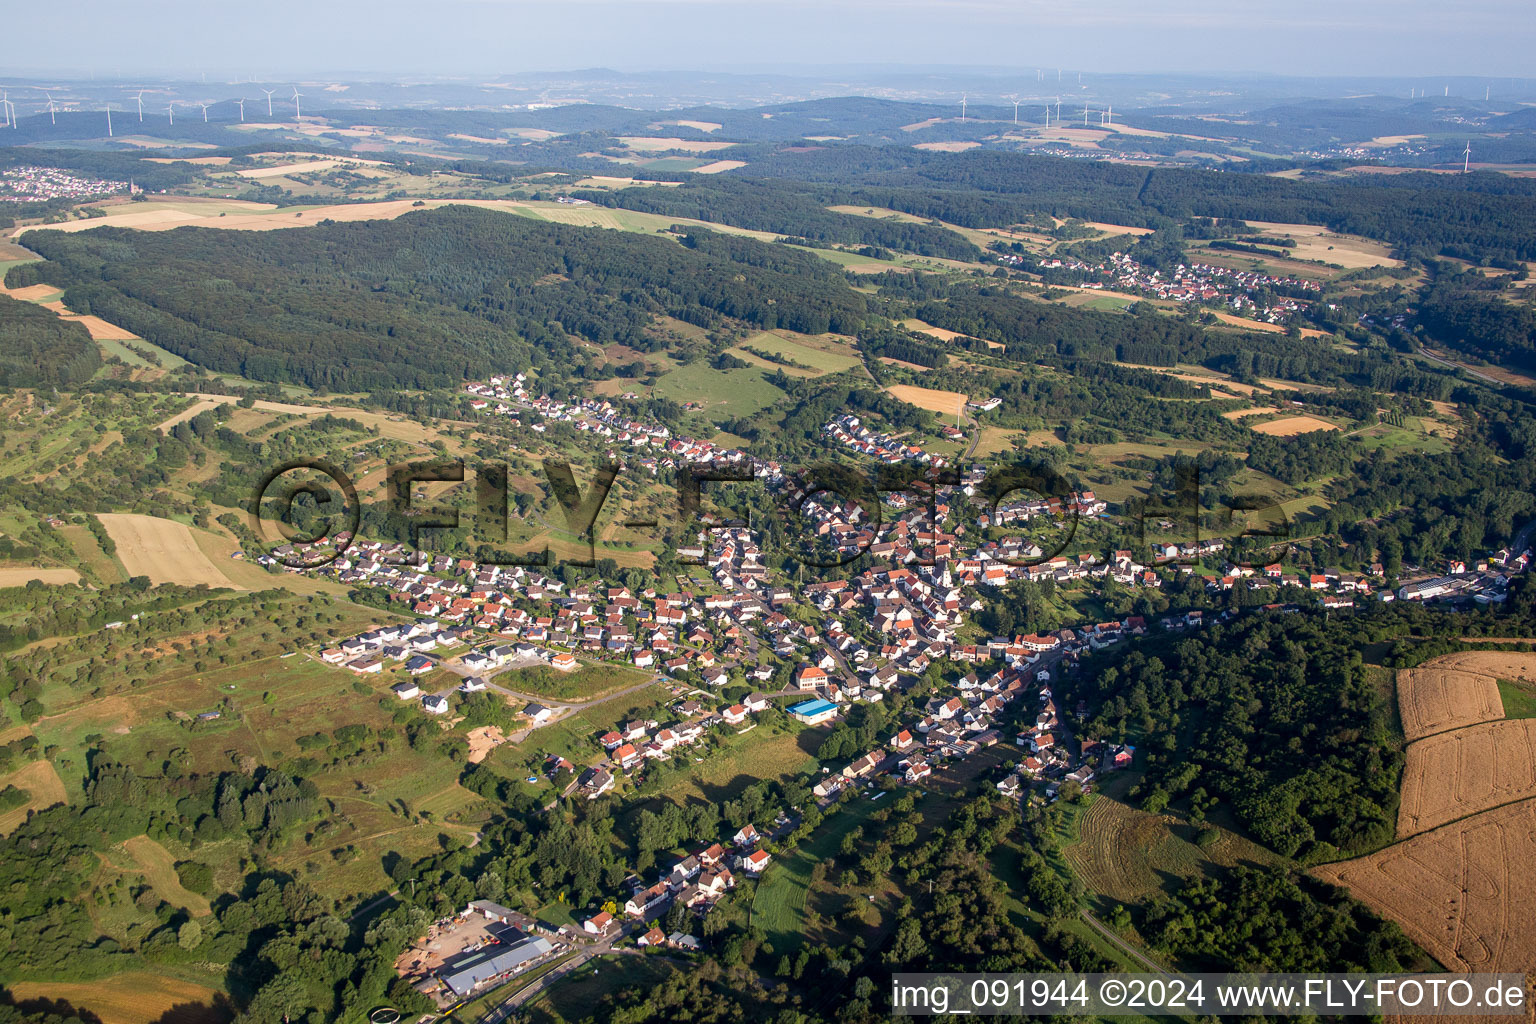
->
{"left": 1006, "top": 250, "right": 1322, "bottom": 322}
{"left": 255, "top": 374, "right": 1530, "bottom": 1003}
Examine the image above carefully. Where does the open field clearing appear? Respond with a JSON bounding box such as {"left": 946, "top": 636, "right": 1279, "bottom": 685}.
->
{"left": 655, "top": 728, "right": 815, "bottom": 805}
{"left": 1397, "top": 662, "right": 1507, "bottom": 741}
{"left": 617, "top": 136, "right": 735, "bottom": 153}
{"left": 1082, "top": 221, "right": 1156, "bottom": 236}
{"left": 1241, "top": 220, "right": 1402, "bottom": 268}
{"left": 735, "top": 330, "right": 862, "bottom": 375}
{"left": 1397, "top": 719, "right": 1536, "bottom": 837}
{"left": 665, "top": 119, "right": 723, "bottom": 132}
{"left": 0, "top": 566, "right": 81, "bottom": 586}
{"left": 0, "top": 759, "right": 68, "bottom": 835}
{"left": 1064, "top": 790, "right": 1277, "bottom": 906}
{"left": 121, "top": 834, "right": 213, "bottom": 916}
{"left": 6, "top": 973, "right": 229, "bottom": 1024}
{"left": 901, "top": 317, "right": 1005, "bottom": 350}
{"left": 58, "top": 523, "right": 127, "bottom": 584}
{"left": 1221, "top": 405, "right": 1283, "bottom": 420}
{"left": 886, "top": 383, "right": 967, "bottom": 417}
{"left": 143, "top": 154, "right": 232, "bottom": 165}
{"left": 1314, "top": 798, "right": 1536, "bottom": 980}
{"left": 1248, "top": 415, "right": 1340, "bottom": 436}
{"left": 235, "top": 158, "right": 373, "bottom": 178}
{"left": 1190, "top": 245, "right": 1336, "bottom": 281}
{"left": 692, "top": 159, "right": 747, "bottom": 174}
{"left": 0, "top": 282, "right": 58, "bottom": 302}
{"left": 653, "top": 361, "right": 785, "bottom": 420}
{"left": 97, "top": 514, "right": 243, "bottom": 589}
{"left": 1211, "top": 311, "right": 1331, "bottom": 338}
{"left": 1425, "top": 651, "right": 1536, "bottom": 684}
{"left": 914, "top": 140, "right": 980, "bottom": 152}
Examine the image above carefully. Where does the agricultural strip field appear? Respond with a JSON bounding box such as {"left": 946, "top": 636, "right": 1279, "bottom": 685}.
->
{"left": 1314, "top": 798, "right": 1536, "bottom": 980}
{"left": 1397, "top": 659, "right": 1509, "bottom": 741}
{"left": 885, "top": 384, "right": 967, "bottom": 417}
{"left": 1397, "top": 718, "right": 1536, "bottom": 837}
{"left": 0, "top": 566, "right": 82, "bottom": 586}
{"left": 97, "top": 514, "right": 243, "bottom": 589}
{"left": 0, "top": 758, "right": 68, "bottom": 835}
{"left": 1062, "top": 787, "right": 1276, "bottom": 909}
{"left": 1247, "top": 415, "right": 1340, "bottom": 436}
{"left": 6, "top": 973, "right": 230, "bottom": 1024}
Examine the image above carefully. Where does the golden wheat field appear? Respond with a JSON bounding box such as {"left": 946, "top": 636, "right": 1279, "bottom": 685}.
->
{"left": 97, "top": 514, "right": 242, "bottom": 589}
{"left": 1248, "top": 415, "right": 1340, "bottom": 436}
{"left": 1397, "top": 663, "right": 1507, "bottom": 741}
{"left": 1315, "top": 799, "right": 1536, "bottom": 981}
{"left": 885, "top": 384, "right": 968, "bottom": 417}
{"left": 1397, "top": 718, "right": 1536, "bottom": 837}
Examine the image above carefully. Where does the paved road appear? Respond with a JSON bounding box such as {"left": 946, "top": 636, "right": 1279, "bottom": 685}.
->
{"left": 1416, "top": 348, "right": 1508, "bottom": 388}
{"left": 1080, "top": 910, "right": 1172, "bottom": 975}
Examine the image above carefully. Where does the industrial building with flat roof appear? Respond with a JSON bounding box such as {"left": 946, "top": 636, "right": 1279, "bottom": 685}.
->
{"left": 439, "top": 934, "right": 554, "bottom": 997}
{"left": 787, "top": 698, "right": 839, "bottom": 726}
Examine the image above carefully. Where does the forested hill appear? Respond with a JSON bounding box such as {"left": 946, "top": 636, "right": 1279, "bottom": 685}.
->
{"left": 0, "top": 294, "right": 102, "bottom": 388}
{"left": 714, "top": 147, "right": 1536, "bottom": 260}
{"left": 15, "top": 207, "right": 868, "bottom": 391}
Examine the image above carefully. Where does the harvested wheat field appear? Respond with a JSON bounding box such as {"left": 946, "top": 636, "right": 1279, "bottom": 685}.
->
{"left": 7, "top": 973, "right": 229, "bottom": 1024}
{"left": 1427, "top": 651, "right": 1536, "bottom": 685}
{"left": 886, "top": 384, "right": 967, "bottom": 417}
{"left": 914, "top": 140, "right": 981, "bottom": 152}
{"left": 0, "top": 759, "right": 68, "bottom": 835}
{"left": 693, "top": 159, "right": 747, "bottom": 174}
{"left": 1221, "top": 406, "right": 1284, "bottom": 420}
{"left": 1397, "top": 662, "right": 1506, "bottom": 741}
{"left": 466, "top": 725, "right": 509, "bottom": 764}
{"left": 1314, "top": 799, "right": 1536, "bottom": 980}
{"left": 98, "top": 514, "right": 242, "bottom": 589}
{"left": 1398, "top": 719, "right": 1536, "bottom": 837}
{"left": 0, "top": 566, "right": 81, "bottom": 586}
{"left": 617, "top": 136, "right": 735, "bottom": 153}
{"left": 1248, "top": 415, "right": 1340, "bottom": 436}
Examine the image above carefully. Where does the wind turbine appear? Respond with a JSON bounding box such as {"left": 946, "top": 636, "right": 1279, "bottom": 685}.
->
{"left": 135, "top": 90, "right": 144, "bottom": 121}
{"left": 291, "top": 85, "right": 302, "bottom": 120}
{"left": 200, "top": 103, "right": 209, "bottom": 122}
{"left": 1463, "top": 141, "right": 1472, "bottom": 174}
{"left": 236, "top": 98, "right": 246, "bottom": 122}
{"left": 1043, "top": 104, "right": 1050, "bottom": 128}
{"left": 1083, "top": 107, "right": 1090, "bottom": 126}
{"left": 167, "top": 101, "right": 174, "bottom": 126}
{"left": 1, "top": 92, "right": 9, "bottom": 129}
{"left": 105, "top": 104, "right": 113, "bottom": 138}
{"left": 262, "top": 88, "right": 275, "bottom": 117}
{"left": 1055, "top": 97, "right": 1061, "bottom": 123}
{"left": 959, "top": 93, "right": 966, "bottom": 121}
{"left": 1106, "top": 104, "right": 1113, "bottom": 126}
{"left": 46, "top": 93, "right": 55, "bottom": 125}
{"left": 1010, "top": 96, "right": 1020, "bottom": 125}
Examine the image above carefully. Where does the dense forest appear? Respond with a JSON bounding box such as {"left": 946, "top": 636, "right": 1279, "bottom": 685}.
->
{"left": 0, "top": 295, "right": 102, "bottom": 387}
{"left": 1071, "top": 609, "right": 1405, "bottom": 861}
{"left": 15, "top": 208, "right": 868, "bottom": 391}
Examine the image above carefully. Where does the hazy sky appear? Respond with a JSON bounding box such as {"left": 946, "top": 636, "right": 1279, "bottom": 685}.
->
{"left": 10, "top": 0, "right": 1532, "bottom": 78}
